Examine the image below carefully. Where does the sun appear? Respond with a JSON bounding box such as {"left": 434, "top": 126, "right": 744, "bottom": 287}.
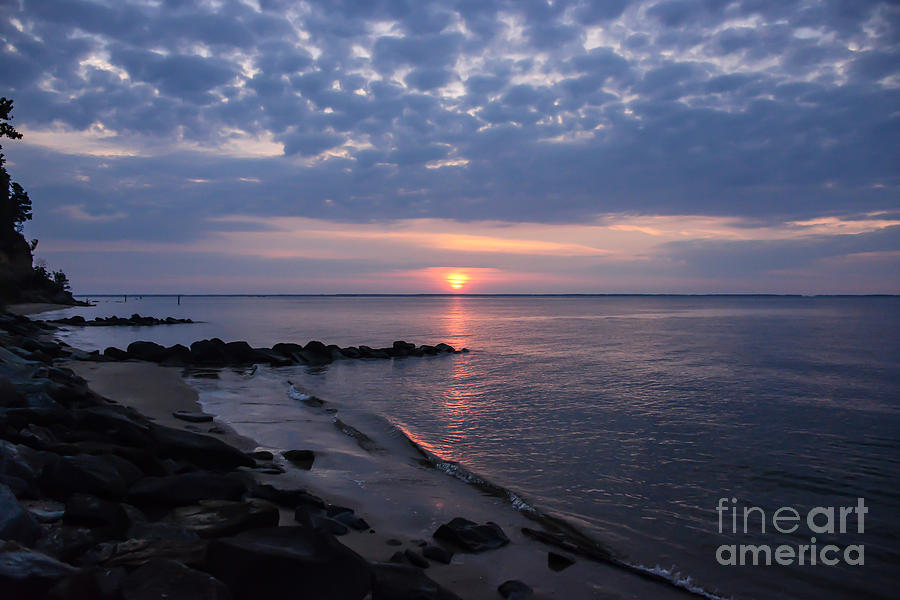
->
{"left": 445, "top": 271, "right": 469, "bottom": 291}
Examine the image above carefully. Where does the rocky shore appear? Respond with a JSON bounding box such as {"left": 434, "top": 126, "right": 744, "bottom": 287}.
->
{"left": 45, "top": 314, "right": 194, "bottom": 327}
{"left": 97, "top": 335, "right": 467, "bottom": 367}
{"left": 0, "top": 312, "right": 531, "bottom": 600}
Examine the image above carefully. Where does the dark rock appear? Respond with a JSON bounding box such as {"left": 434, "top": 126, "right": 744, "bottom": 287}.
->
{"left": 371, "top": 563, "right": 462, "bottom": 600}
{"left": 126, "top": 472, "right": 247, "bottom": 507}
{"left": 0, "top": 483, "right": 41, "bottom": 544}
{"left": 126, "top": 341, "right": 168, "bottom": 362}
{"left": 224, "top": 341, "right": 256, "bottom": 363}
{"left": 63, "top": 494, "right": 130, "bottom": 539}
{"left": 190, "top": 339, "right": 227, "bottom": 364}
{"left": 172, "top": 410, "right": 214, "bottom": 423}
{"left": 388, "top": 551, "right": 406, "bottom": 564}
{"left": 103, "top": 347, "right": 129, "bottom": 360}
{"left": 271, "top": 343, "right": 303, "bottom": 358}
{"left": 419, "top": 345, "right": 438, "bottom": 355}
{"left": 249, "top": 450, "right": 273, "bottom": 461}
{"left": 91, "top": 538, "right": 209, "bottom": 568}
{"left": 22, "top": 499, "right": 65, "bottom": 523}
{"left": 0, "top": 440, "right": 49, "bottom": 484}
{"left": 206, "top": 527, "right": 372, "bottom": 600}
{"left": 404, "top": 548, "right": 429, "bottom": 568}
{"left": 433, "top": 518, "right": 509, "bottom": 553}
{"left": 434, "top": 343, "right": 455, "bottom": 353}
{"left": 34, "top": 524, "right": 99, "bottom": 563}
{"left": 281, "top": 449, "right": 315, "bottom": 470}
{"left": 121, "top": 558, "right": 231, "bottom": 600}
{"left": 422, "top": 545, "right": 453, "bottom": 564}
{"left": 148, "top": 423, "right": 255, "bottom": 470}
{"left": 249, "top": 483, "right": 325, "bottom": 509}
{"left": 172, "top": 499, "right": 280, "bottom": 538}
{"left": 386, "top": 539, "right": 402, "bottom": 546}
{"left": 548, "top": 551, "right": 575, "bottom": 571}
{"left": 0, "top": 541, "right": 79, "bottom": 597}
{"left": 340, "top": 346, "right": 361, "bottom": 358}
{"left": 41, "top": 453, "right": 128, "bottom": 499}
{"left": 310, "top": 515, "right": 349, "bottom": 536}
{"left": 127, "top": 521, "right": 201, "bottom": 542}
{"left": 161, "top": 344, "right": 192, "bottom": 365}
{"left": 332, "top": 510, "right": 370, "bottom": 531}
{"left": 250, "top": 348, "right": 293, "bottom": 367}
{"left": 498, "top": 580, "right": 534, "bottom": 599}
{"left": 76, "top": 404, "right": 153, "bottom": 447}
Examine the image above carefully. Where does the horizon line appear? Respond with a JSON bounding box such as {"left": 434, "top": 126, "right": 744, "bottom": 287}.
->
{"left": 73, "top": 293, "right": 900, "bottom": 298}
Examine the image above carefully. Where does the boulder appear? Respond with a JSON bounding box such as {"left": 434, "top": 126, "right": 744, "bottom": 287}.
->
{"left": 0, "top": 541, "right": 79, "bottom": 597}
{"left": 498, "top": 580, "right": 534, "bottom": 599}
{"left": 434, "top": 343, "right": 455, "bottom": 353}
{"left": 248, "top": 483, "right": 325, "bottom": 509}
{"left": 63, "top": 494, "right": 131, "bottom": 539}
{"left": 206, "top": 527, "right": 372, "bottom": 600}
{"left": 41, "top": 453, "right": 129, "bottom": 500}
{"left": 371, "top": 563, "right": 462, "bottom": 600}
{"left": 172, "top": 411, "right": 214, "bottom": 423}
{"left": 171, "top": 499, "right": 279, "bottom": 538}
{"left": 126, "top": 341, "right": 168, "bottom": 362}
{"left": 91, "top": 538, "right": 209, "bottom": 568}
{"left": 547, "top": 551, "right": 575, "bottom": 571}
{"left": 0, "top": 483, "right": 41, "bottom": 544}
{"left": 332, "top": 510, "right": 370, "bottom": 531}
{"left": 340, "top": 346, "right": 361, "bottom": 358}
{"left": 126, "top": 472, "right": 247, "bottom": 507}
{"left": 249, "top": 348, "right": 294, "bottom": 367}
{"left": 403, "top": 548, "right": 429, "bottom": 568}
{"left": 161, "top": 344, "right": 192, "bottom": 365}
{"left": 281, "top": 449, "right": 315, "bottom": 470}
{"left": 224, "top": 341, "right": 256, "bottom": 363}
{"left": 432, "top": 518, "right": 509, "bottom": 553}
{"left": 148, "top": 424, "right": 254, "bottom": 470}
{"left": 121, "top": 558, "right": 231, "bottom": 600}
{"left": 422, "top": 545, "right": 453, "bottom": 565}
{"left": 190, "top": 339, "right": 228, "bottom": 364}
{"left": 271, "top": 343, "right": 303, "bottom": 358}
{"left": 103, "top": 347, "right": 129, "bottom": 360}
{"left": 296, "top": 341, "right": 332, "bottom": 365}
{"left": 0, "top": 439, "right": 49, "bottom": 484}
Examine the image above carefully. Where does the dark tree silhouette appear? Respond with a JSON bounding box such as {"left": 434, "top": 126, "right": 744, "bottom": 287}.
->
{"left": 1, "top": 97, "right": 32, "bottom": 236}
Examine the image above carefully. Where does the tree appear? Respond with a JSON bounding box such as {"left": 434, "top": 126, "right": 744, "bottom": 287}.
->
{"left": 1, "top": 97, "right": 31, "bottom": 236}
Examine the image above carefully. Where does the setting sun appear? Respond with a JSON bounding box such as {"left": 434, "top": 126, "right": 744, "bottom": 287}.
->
{"left": 445, "top": 272, "right": 469, "bottom": 291}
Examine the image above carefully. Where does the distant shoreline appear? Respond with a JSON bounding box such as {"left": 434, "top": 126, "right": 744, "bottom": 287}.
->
{"left": 72, "top": 293, "right": 899, "bottom": 298}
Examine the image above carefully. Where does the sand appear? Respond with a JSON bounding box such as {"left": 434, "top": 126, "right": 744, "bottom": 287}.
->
{"left": 66, "top": 360, "right": 701, "bottom": 600}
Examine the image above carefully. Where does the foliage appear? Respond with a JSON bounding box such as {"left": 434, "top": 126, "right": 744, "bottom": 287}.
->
{"left": 1, "top": 96, "right": 32, "bottom": 234}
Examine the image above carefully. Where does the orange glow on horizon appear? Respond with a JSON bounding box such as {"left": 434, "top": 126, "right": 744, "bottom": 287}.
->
{"left": 445, "top": 271, "right": 470, "bottom": 290}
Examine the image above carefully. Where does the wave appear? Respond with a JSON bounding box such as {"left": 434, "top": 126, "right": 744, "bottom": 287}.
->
{"left": 393, "top": 422, "right": 731, "bottom": 600}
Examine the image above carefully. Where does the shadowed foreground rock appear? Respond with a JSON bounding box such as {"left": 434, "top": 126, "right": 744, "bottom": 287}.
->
{"left": 205, "top": 527, "right": 372, "bottom": 600}
{"left": 433, "top": 517, "right": 510, "bottom": 552}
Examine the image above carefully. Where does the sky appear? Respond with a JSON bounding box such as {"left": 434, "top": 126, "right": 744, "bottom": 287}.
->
{"left": 2, "top": 0, "right": 899, "bottom": 294}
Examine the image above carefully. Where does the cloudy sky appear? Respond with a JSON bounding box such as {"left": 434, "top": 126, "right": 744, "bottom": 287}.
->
{"left": 3, "top": 0, "right": 898, "bottom": 293}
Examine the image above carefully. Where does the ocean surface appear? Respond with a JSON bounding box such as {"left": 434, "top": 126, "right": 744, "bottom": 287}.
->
{"left": 47, "top": 295, "right": 900, "bottom": 599}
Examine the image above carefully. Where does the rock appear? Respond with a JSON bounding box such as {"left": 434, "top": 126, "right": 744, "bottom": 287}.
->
{"left": 126, "top": 472, "right": 247, "bottom": 507}
{"left": 76, "top": 404, "right": 153, "bottom": 447}
{"left": 422, "top": 545, "right": 453, "bottom": 564}
{"left": 121, "top": 558, "right": 231, "bottom": 600}
{"left": 298, "top": 341, "right": 332, "bottom": 365}
{"left": 548, "top": 551, "right": 575, "bottom": 571}
{"left": 404, "top": 548, "right": 429, "bottom": 568}
{"left": 332, "top": 510, "right": 370, "bottom": 531}
{"left": 127, "top": 521, "right": 201, "bottom": 542}
{"left": 249, "top": 450, "right": 273, "bottom": 461}
{"left": 148, "top": 424, "right": 255, "bottom": 470}
{"left": 432, "top": 518, "right": 509, "bottom": 553}
{"left": 419, "top": 345, "right": 438, "bottom": 355}
{"left": 434, "top": 343, "right": 455, "bottom": 353}
{"left": 22, "top": 499, "right": 65, "bottom": 523}
{"left": 0, "top": 440, "right": 49, "bottom": 484}
{"left": 172, "top": 499, "right": 280, "bottom": 538}
{"left": 271, "top": 343, "right": 303, "bottom": 358}
{"left": 190, "top": 339, "right": 228, "bottom": 364}
{"left": 125, "top": 341, "right": 168, "bottom": 362}
{"left": 371, "top": 563, "right": 462, "bottom": 600}
{"left": 0, "top": 541, "right": 79, "bottom": 597}
{"left": 172, "top": 410, "right": 214, "bottom": 423}
{"left": 224, "top": 341, "right": 256, "bottom": 363}
{"left": 386, "top": 539, "right": 402, "bottom": 546}
{"left": 161, "top": 344, "right": 192, "bottom": 365}
{"left": 281, "top": 449, "right": 315, "bottom": 470}
{"left": 249, "top": 483, "right": 325, "bottom": 509}
{"left": 0, "top": 483, "right": 41, "bottom": 544}
{"left": 339, "top": 346, "right": 361, "bottom": 358}
{"left": 309, "top": 515, "right": 349, "bottom": 536}
{"left": 63, "top": 494, "right": 130, "bottom": 539}
{"left": 103, "top": 347, "right": 129, "bottom": 360}
{"left": 498, "top": 580, "right": 534, "bottom": 599}
{"left": 91, "top": 538, "right": 209, "bottom": 568}
{"left": 250, "top": 348, "right": 294, "bottom": 367}
{"left": 205, "top": 527, "right": 372, "bottom": 600}
{"left": 40, "top": 453, "right": 128, "bottom": 500}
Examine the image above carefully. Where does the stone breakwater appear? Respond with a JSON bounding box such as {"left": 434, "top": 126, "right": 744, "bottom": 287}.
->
{"left": 99, "top": 337, "right": 469, "bottom": 367}
{"left": 46, "top": 314, "right": 194, "bottom": 327}
{"left": 0, "top": 312, "right": 523, "bottom": 600}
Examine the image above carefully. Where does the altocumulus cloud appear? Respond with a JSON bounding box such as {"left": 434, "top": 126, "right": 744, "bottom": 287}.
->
{"left": 1, "top": 0, "right": 899, "bottom": 292}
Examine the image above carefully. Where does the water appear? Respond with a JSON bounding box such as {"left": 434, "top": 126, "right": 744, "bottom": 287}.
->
{"left": 48, "top": 295, "right": 900, "bottom": 599}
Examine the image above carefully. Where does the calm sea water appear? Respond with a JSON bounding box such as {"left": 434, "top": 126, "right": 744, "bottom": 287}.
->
{"left": 49, "top": 295, "right": 900, "bottom": 599}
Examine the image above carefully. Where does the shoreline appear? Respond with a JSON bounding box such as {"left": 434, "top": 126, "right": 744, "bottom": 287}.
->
{"left": 2, "top": 308, "right": 716, "bottom": 599}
